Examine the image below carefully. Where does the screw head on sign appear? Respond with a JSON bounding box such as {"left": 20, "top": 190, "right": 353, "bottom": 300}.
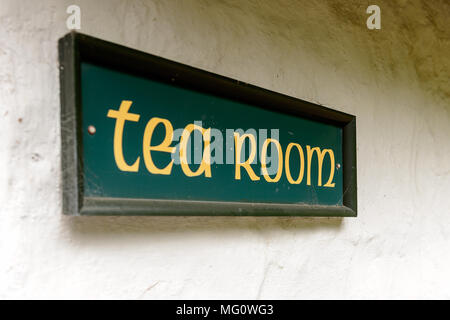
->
{"left": 87, "top": 125, "right": 96, "bottom": 135}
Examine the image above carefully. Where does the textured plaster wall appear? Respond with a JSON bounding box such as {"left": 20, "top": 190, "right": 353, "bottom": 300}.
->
{"left": 0, "top": 0, "right": 449, "bottom": 299}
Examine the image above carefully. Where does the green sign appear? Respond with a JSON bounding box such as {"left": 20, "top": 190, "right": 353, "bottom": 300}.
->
{"left": 59, "top": 32, "right": 357, "bottom": 216}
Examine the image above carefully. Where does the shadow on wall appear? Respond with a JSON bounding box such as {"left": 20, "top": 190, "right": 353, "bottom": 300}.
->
{"left": 62, "top": 215, "right": 343, "bottom": 236}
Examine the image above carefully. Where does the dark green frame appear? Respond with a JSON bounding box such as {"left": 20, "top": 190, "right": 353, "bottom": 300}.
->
{"left": 59, "top": 32, "right": 357, "bottom": 217}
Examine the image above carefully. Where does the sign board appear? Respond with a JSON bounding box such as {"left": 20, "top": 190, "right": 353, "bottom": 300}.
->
{"left": 59, "top": 32, "right": 357, "bottom": 216}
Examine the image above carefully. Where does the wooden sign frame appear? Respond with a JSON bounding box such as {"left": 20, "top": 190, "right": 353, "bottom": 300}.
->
{"left": 59, "top": 32, "right": 357, "bottom": 216}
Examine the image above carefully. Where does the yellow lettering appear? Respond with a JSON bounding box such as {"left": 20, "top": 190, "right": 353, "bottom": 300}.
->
{"left": 285, "top": 143, "right": 305, "bottom": 184}
{"left": 142, "top": 117, "right": 175, "bottom": 175}
{"left": 260, "top": 138, "right": 283, "bottom": 183}
{"left": 179, "top": 124, "right": 212, "bottom": 177}
{"left": 306, "top": 146, "right": 335, "bottom": 187}
{"left": 107, "top": 100, "right": 140, "bottom": 172}
{"left": 234, "top": 133, "right": 260, "bottom": 181}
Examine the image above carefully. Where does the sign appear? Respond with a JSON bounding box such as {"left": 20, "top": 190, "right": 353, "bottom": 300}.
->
{"left": 59, "top": 32, "right": 357, "bottom": 216}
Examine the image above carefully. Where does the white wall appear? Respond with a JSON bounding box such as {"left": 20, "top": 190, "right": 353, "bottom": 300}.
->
{"left": 0, "top": 0, "right": 449, "bottom": 299}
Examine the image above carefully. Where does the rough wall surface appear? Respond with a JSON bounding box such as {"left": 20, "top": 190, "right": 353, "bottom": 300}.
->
{"left": 0, "top": 0, "right": 449, "bottom": 299}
